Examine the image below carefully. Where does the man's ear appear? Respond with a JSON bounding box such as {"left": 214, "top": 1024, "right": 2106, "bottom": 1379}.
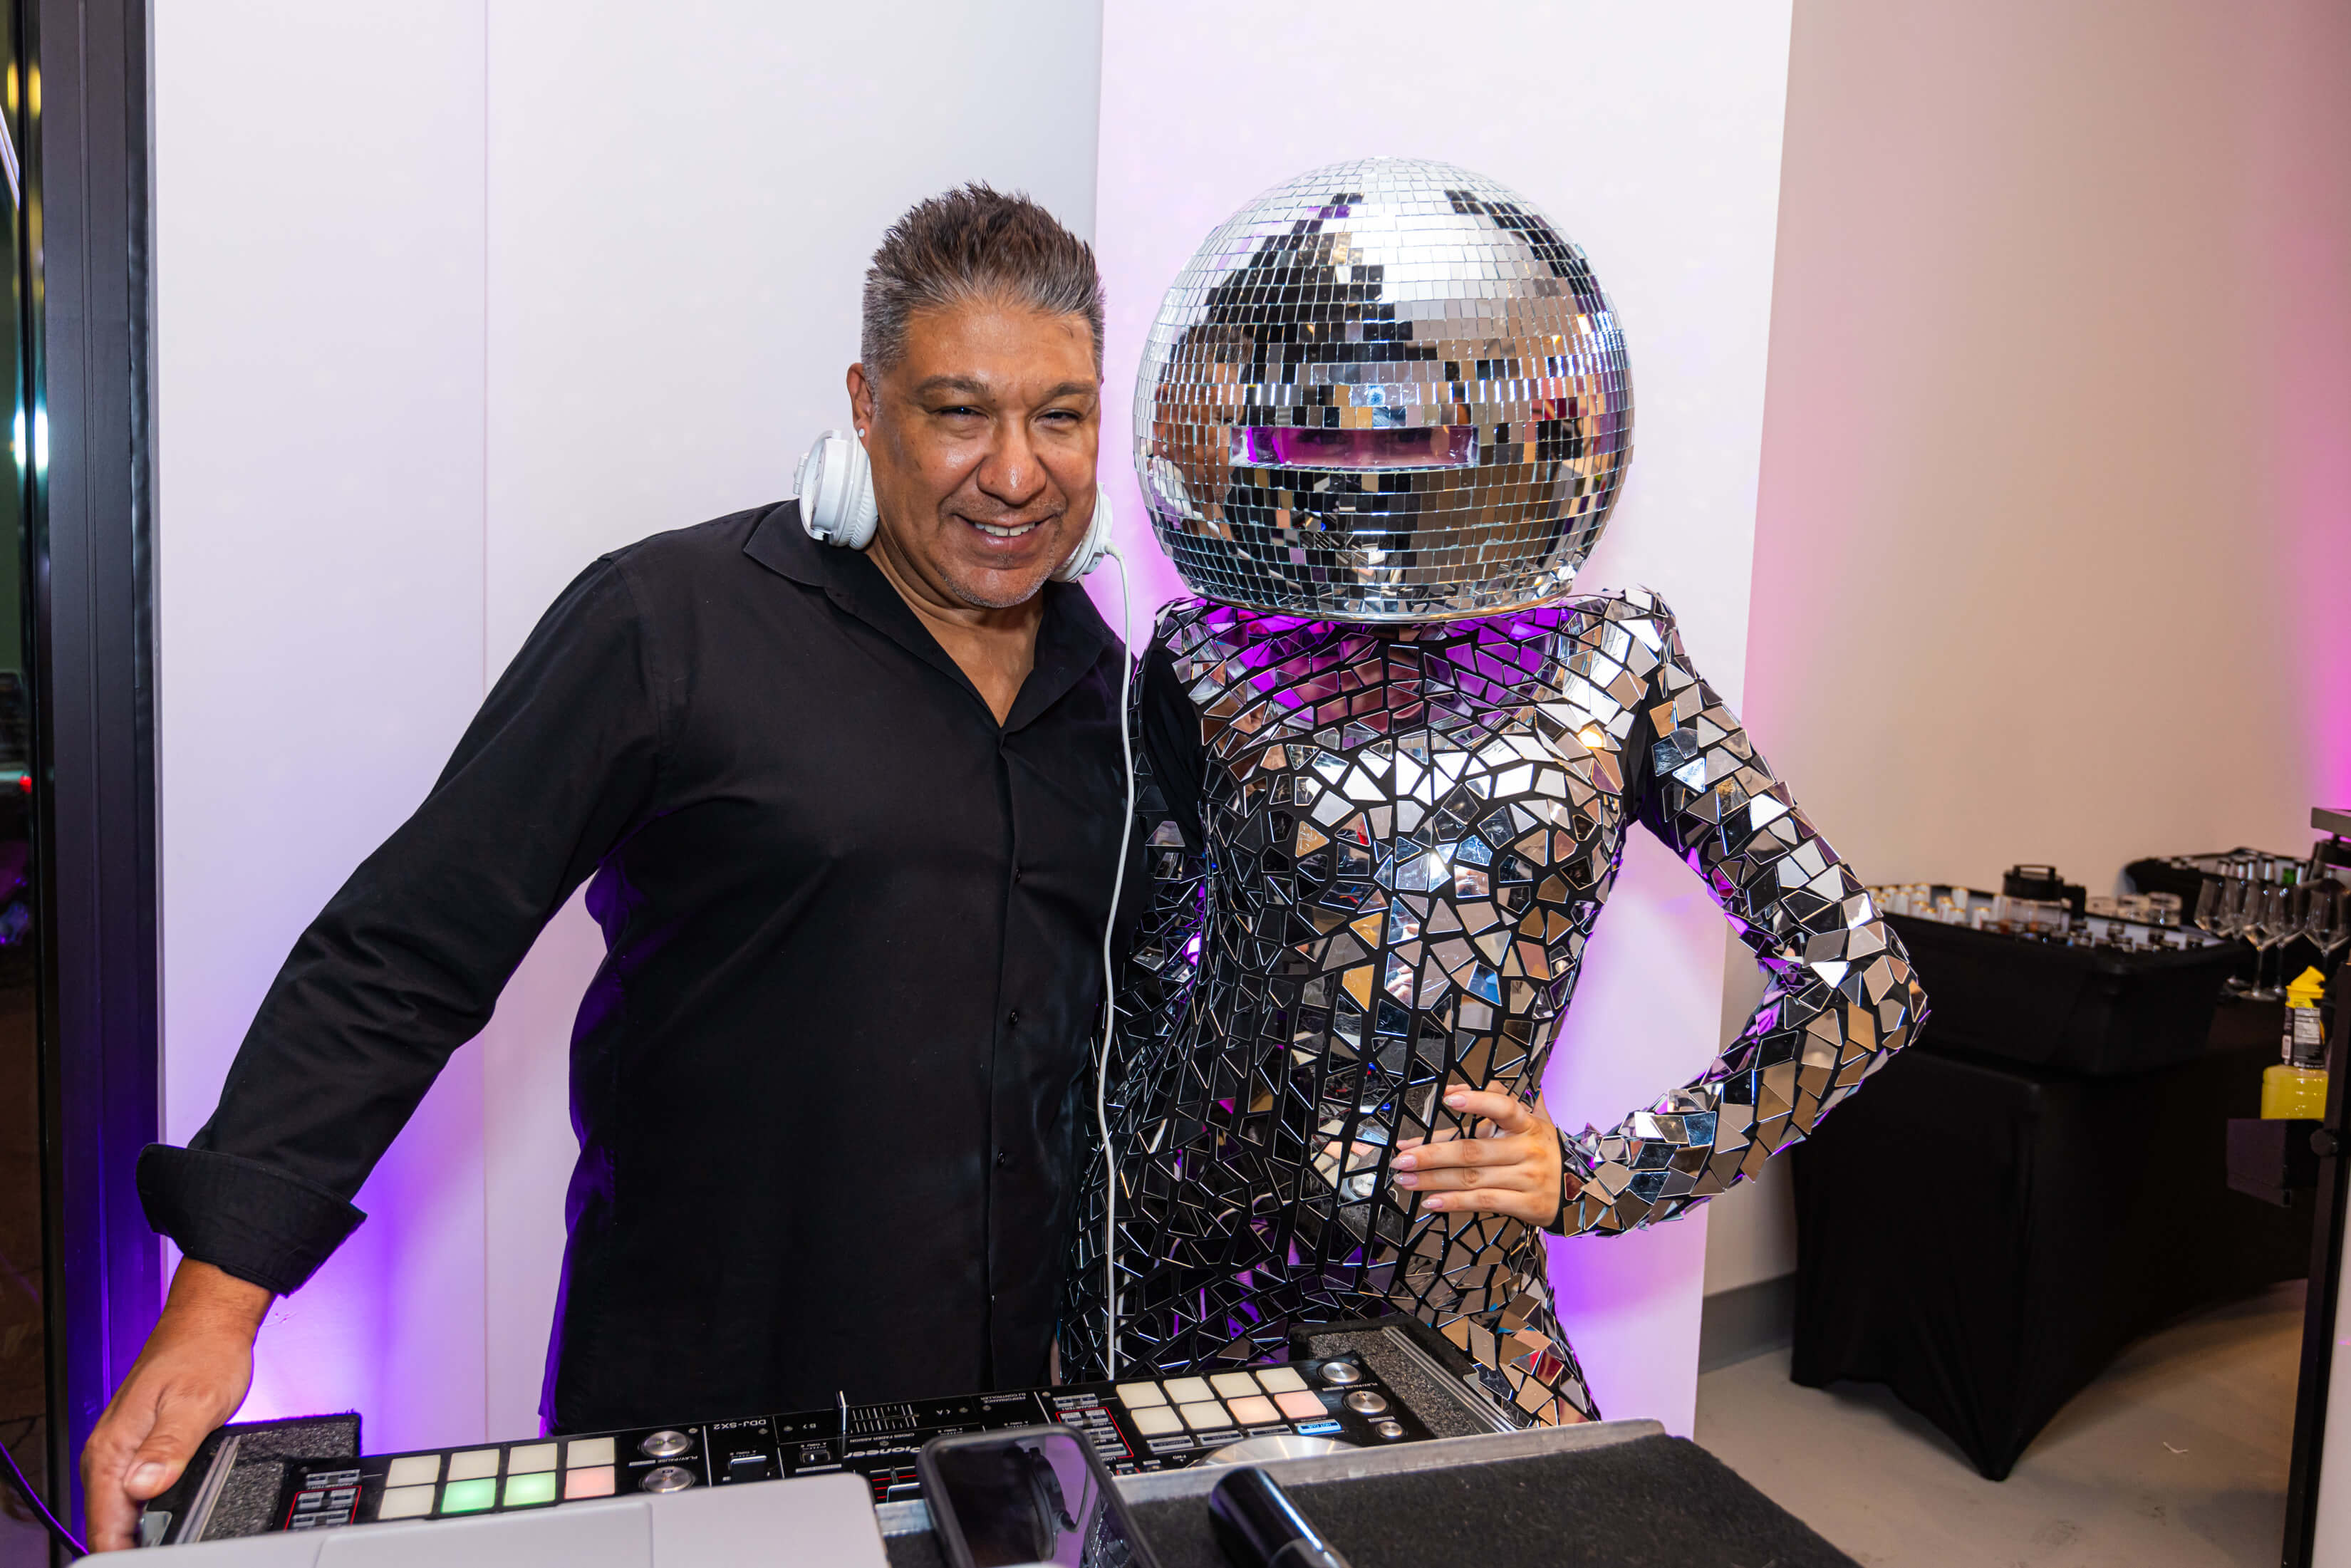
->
{"left": 846, "top": 363, "right": 881, "bottom": 442}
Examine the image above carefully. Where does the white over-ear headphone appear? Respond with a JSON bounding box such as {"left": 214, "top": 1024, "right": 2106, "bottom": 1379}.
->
{"left": 794, "top": 429, "right": 1114, "bottom": 582}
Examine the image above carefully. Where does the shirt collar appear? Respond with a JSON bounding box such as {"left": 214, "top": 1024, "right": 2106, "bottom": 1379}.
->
{"left": 745, "top": 500, "right": 1118, "bottom": 731}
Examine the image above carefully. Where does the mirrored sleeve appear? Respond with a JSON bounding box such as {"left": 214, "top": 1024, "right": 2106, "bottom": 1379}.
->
{"left": 1554, "top": 590, "right": 1929, "bottom": 1237}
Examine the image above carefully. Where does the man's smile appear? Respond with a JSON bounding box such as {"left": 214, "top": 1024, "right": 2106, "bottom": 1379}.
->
{"left": 963, "top": 514, "right": 1049, "bottom": 542}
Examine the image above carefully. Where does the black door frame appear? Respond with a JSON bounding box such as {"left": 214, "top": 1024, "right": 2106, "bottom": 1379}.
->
{"left": 23, "top": 0, "right": 160, "bottom": 1534}
{"left": 2284, "top": 935, "right": 2351, "bottom": 1565}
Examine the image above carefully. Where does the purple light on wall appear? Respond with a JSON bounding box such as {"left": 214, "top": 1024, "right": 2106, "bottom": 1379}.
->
{"left": 215, "top": 1060, "right": 490, "bottom": 1457}
{"left": 2243, "top": 4, "right": 2351, "bottom": 816}
{"left": 1540, "top": 829, "right": 1732, "bottom": 1434}
{"left": 2270, "top": 217, "right": 2351, "bottom": 811}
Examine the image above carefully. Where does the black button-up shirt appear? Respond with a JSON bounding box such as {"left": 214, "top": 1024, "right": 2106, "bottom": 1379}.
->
{"left": 137, "top": 502, "right": 1130, "bottom": 1431}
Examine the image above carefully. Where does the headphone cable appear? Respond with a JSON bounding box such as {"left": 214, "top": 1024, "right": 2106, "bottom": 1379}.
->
{"left": 1095, "top": 546, "right": 1136, "bottom": 1379}
{"left": 0, "top": 1424, "right": 85, "bottom": 1557}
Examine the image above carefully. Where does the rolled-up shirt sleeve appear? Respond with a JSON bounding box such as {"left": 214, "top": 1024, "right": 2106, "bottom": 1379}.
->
{"left": 140, "top": 556, "right": 669, "bottom": 1294}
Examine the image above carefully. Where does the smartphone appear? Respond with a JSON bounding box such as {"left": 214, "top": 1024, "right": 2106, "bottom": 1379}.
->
{"left": 915, "top": 1425, "right": 1162, "bottom": 1568}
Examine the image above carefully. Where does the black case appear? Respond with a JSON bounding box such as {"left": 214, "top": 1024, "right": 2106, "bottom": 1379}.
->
{"left": 2002, "top": 864, "right": 2087, "bottom": 917}
{"left": 916, "top": 1424, "right": 1164, "bottom": 1568}
{"left": 139, "top": 1413, "right": 361, "bottom": 1545}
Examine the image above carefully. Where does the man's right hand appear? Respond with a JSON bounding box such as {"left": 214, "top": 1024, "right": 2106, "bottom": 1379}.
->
{"left": 79, "top": 1258, "right": 273, "bottom": 1551}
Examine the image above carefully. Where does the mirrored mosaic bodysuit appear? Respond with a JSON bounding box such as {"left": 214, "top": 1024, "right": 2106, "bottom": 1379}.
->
{"left": 1063, "top": 589, "right": 1926, "bottom": 1426}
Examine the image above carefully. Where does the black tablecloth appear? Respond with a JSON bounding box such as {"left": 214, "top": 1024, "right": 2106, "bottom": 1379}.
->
{"left": 1790, "top": 1000, "right": 2310, "bottom": 1479}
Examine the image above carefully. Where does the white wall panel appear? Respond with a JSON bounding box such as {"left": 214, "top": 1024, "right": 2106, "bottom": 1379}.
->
{"left": 156, "top": 1, "right": 490, "bottom": 1453}
{"left": 481, "top": 0, "right": 1104, "bottom": 664}
{"left": 1094, "top": 0, "right": 1796, "bottom": 1436}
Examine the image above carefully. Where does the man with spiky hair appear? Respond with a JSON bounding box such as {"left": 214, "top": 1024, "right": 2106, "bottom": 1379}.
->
{"left": 82, "top": 186, "right": 1129, "bottom": 1550}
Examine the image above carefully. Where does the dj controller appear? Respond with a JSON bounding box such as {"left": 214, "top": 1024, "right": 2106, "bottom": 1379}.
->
{"left": 148, "top": 1322, "right": 1509, "bottom": 1547}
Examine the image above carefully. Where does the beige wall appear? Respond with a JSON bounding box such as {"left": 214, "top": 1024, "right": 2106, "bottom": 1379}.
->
{"left": 1747, "top": 0, "right": 2350, "bottom": 890}
{"left": 1704, "top": 0, "right": 2351, "bottom": 1300}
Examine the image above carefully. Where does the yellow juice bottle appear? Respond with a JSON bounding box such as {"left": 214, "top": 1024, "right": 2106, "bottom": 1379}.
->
{"left": 2263, "top": 967, "right": 2330, "bottom": 1119}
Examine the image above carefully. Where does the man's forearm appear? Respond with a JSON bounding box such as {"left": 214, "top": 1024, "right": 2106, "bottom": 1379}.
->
{"left": 81, "top": 1258, "right": 274, "bottom": 1550}
{"left": 160, "top": 1257, "right": 275, "bottom": 1337}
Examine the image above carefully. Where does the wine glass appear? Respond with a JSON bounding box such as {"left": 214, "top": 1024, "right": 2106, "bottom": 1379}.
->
{"left": 2308, "top": 882, "right": 2350, "bottom": 979}
{"left": 2194, "top": 875, "right": 2224, "bottom": 934}
{"left": 2231, "top": 870, "right": 2264, "bottom": 982}
{"left": 2246, "top": 881, "right": 2302, "bottom": 1001}
{"left": 2204, "top": 871, "right": 2252, "bottom": 988}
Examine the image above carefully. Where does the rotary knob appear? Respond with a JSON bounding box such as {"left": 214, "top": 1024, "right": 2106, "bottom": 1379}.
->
{"left": 640, "top": 1465, "right": 694, "bottom": 1493}
{"left": 639, "top": 1430, "right": 692, "bottom": 1459}
{"left": 1374, "top": 1419, "right": 1406, "bottom": 1440}
{"left": 1316, "top": 1361, "right": 1364, "bottom": 1386}
{"left": 1342, "top": 1390, "right": 1388, "bottom": 1416}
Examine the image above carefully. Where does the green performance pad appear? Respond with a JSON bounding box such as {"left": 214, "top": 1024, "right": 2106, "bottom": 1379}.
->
{"left": 440, "top": 1478, "right": 498, "bottom": 1515}
{"left": 503, "top": 1471, "right": 558, "bottom": 1507}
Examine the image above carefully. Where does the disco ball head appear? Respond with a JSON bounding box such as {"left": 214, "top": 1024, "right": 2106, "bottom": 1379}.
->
{"left": 1136, "top": 157, "right": 1634, "bottom": 622}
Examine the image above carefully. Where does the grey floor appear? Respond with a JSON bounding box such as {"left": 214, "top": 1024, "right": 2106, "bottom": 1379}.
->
{"left": 1695, "top": 1282, "right": 2303, "bottom": 1567}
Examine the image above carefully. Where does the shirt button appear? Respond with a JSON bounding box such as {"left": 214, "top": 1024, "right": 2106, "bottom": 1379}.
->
{"left": 995, "top": 1150, "right": 1011, "bottom": 1168}
{"left": 1007, "top": 1009, "right": 1022, "bottom": 1027}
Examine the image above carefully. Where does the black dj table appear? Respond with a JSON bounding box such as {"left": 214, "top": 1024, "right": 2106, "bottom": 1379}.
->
{"left": 1790, "top": 995, "right": 2310, "bottom": 1479}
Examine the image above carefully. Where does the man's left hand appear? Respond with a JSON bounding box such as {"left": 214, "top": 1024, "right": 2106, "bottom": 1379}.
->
{"left": 1391, "top": 1089, "right": 1574, "bottom": 1227}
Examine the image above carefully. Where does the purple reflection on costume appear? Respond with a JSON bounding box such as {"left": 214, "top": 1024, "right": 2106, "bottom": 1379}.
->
{"left": 1230, "top": 425, "right": 1479, "bottom": 470}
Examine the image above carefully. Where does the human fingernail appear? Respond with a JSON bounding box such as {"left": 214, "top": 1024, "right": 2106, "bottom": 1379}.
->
{"left": 1394, "top": 1173, "right": 1418, "bottom": 1188}
{"left": 1446, "top": 1092, "right": 1467, "bottom": 1107}
{"left": 1423, "top": 1196, "right": 1445, "bottom": 1210}
{"left": 1392, "top": 1153, "right": 1416, "bottom": 1170}
{"left": 128, "top": 1463, "right": 164, "bottom": 1493}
